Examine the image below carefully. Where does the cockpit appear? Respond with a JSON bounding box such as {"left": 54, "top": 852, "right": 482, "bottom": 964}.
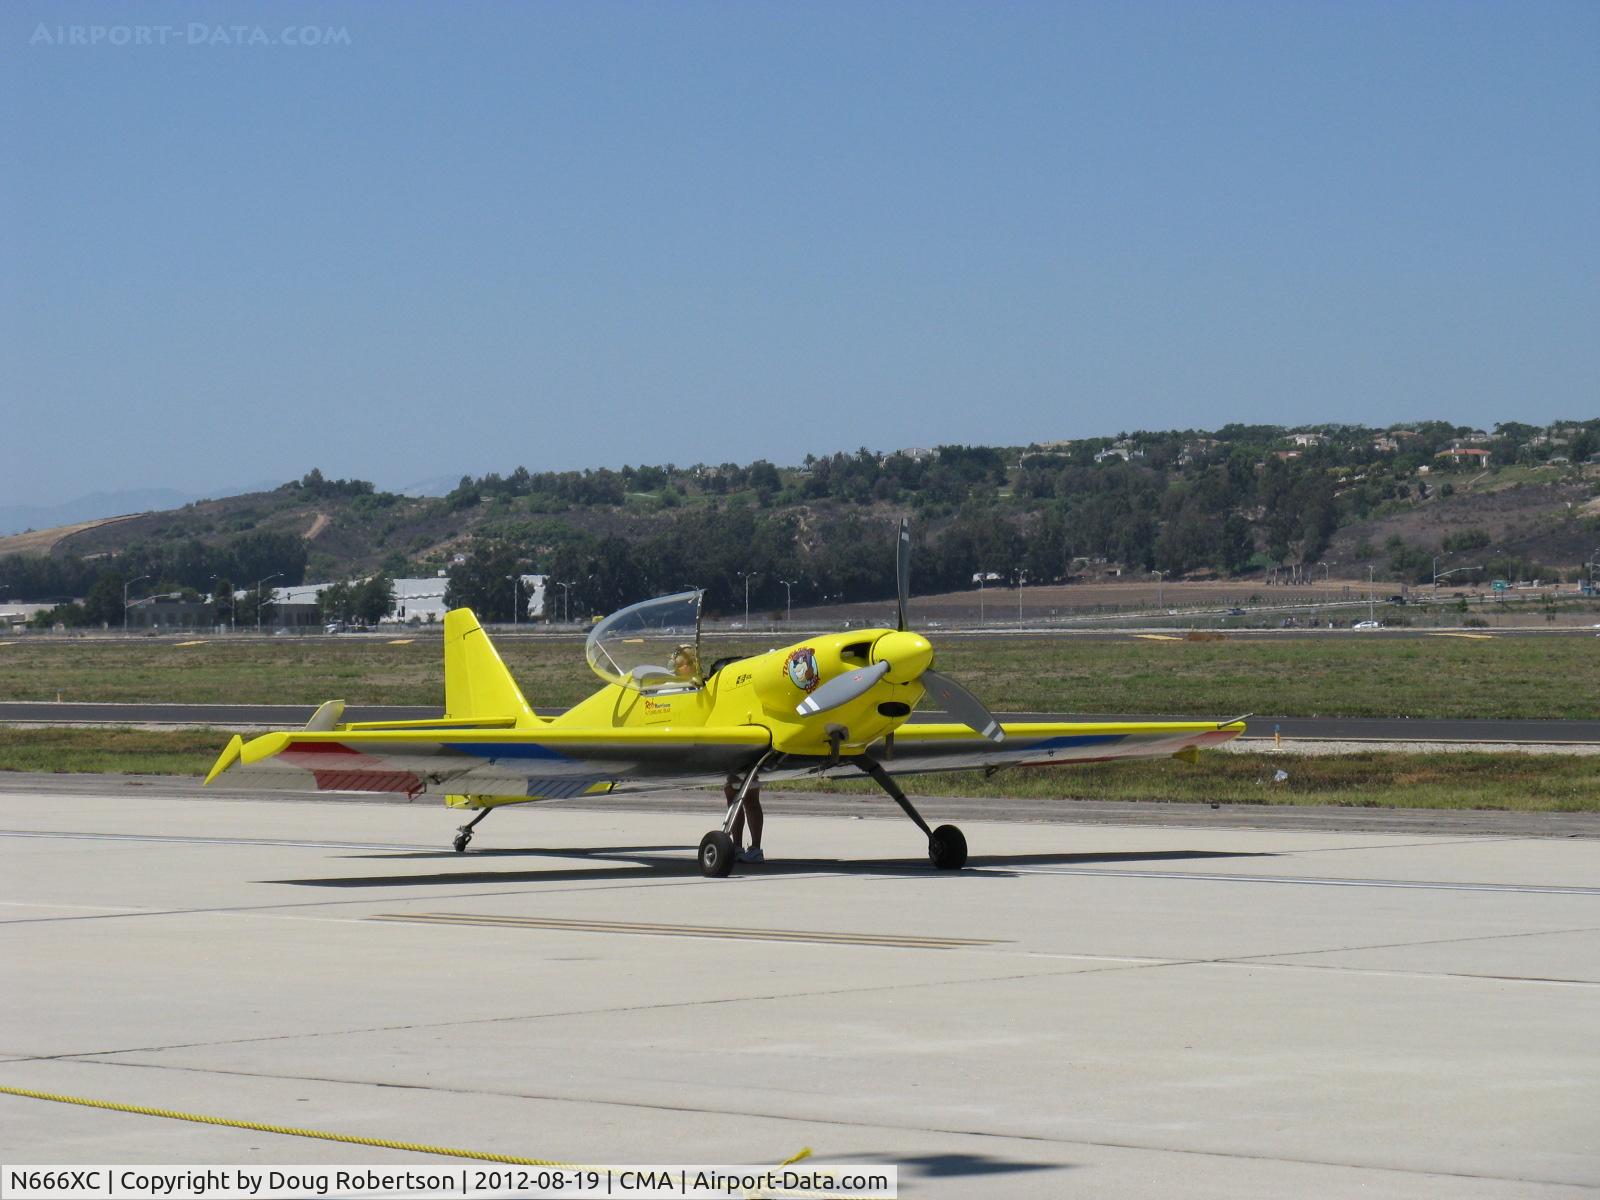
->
{"left": 584, "top": 590, "right": 704, "bottom": 692}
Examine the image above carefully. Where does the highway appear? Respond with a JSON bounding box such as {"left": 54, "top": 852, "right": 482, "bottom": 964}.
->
{"left": 3, "top": 701, "right": 1598, "bottom": 743}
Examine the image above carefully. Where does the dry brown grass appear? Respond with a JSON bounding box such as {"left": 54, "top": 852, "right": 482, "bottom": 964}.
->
{"left": 0, "top": 513, "right": 146, "bottom": 557}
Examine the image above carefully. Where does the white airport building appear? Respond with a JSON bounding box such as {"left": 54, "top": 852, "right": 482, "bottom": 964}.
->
{"left": 269, "top": 575, "right": 545, "bottom": 625}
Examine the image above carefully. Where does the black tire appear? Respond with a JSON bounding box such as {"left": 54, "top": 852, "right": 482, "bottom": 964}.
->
{"left": 699, "top": 830, "right": 737, "bottom": 878}
{"left": 452, "top": 834, "right": 470, "bottom": 853}
{"left": 928, "top": 824, "right": 967, "bottom": 870}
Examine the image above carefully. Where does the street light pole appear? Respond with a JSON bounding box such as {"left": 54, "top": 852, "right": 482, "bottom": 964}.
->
{"left": 123, "top": 575, "right": 151, "bottom": 633}
{"left": 557, "top": 581, "right": 574, "bottom": 625}
{"left": 1017, "top": 569, "right": 1025, "bottom": 620}
{"left": 977, "top": 574, "right": 986, "bottom": 625}
{"left": 738, "top": 571, "right": 757, "bottom": 627}
{"left": 779, "top": 579, "right": 797, "bottom": 623}
{"left": 256, "top": 573, "right": 284, "bottom": 633}
{"left": 1152, "top": 569, "right": 1166, "bottom": 610}
{"left": 1367, "top": 564, "right": 1375, "bottom": 622}
{"left": 507, "top": 575, "right": 520, "bottom": 626}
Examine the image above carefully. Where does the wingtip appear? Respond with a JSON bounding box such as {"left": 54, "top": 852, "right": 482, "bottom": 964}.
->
{"left": 203, "top": 734, "right": 244, "bottom": 786}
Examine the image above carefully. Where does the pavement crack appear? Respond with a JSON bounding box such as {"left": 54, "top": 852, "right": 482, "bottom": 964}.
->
{"left": 32, "top": 964, "right": 1121, "bottom": 1061}
{"left": 1226, "top": 923, "right": 1600, "bottom": 963}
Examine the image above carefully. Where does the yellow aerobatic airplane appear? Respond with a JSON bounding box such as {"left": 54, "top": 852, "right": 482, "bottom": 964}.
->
{"left": 206, "top": 520, "right": 1244, "bottom": 876}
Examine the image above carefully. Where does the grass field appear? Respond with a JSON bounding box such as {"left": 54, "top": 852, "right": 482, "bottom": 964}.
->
{"left": 2, "top": 632, "right": 1596, "bottom": 718}
{"left": 1, "top": 726, "right": 1594, "bottom": 812}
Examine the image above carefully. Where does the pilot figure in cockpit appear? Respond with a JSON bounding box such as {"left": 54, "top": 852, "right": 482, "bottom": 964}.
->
{"left": 671, "top": 645, "right": 700, "bottom": 680}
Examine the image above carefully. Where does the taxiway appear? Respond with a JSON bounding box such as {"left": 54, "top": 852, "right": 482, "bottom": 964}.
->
{"left": 2, "top": 781, "right": 1596, "bottom": 1197}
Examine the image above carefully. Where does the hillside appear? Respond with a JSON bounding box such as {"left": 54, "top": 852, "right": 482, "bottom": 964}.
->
{"left": 3, "top": 421, "right": 1596, "bottom": 622}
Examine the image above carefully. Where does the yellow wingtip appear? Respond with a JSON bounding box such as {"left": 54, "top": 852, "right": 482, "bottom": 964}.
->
{"left": 203, "top": 734, "right": 244, "bottom": 786}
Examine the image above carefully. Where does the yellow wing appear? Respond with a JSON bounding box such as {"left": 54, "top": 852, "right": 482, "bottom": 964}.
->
{"left": 206, "top": 724, "right": 772, "bottom": 799}
{"left": 764, "top": 719, "right": 1246, "bottom": 781}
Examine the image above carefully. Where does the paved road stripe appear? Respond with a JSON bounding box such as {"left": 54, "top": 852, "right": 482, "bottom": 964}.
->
{"left": 999, "top": 866, "right": 1600, "bottom": 895}
{"left": 371, "top": 912, "right": 1000, "bottom": 949}
{"left": 0, "top": 828, "right": 429, "bottom": 852}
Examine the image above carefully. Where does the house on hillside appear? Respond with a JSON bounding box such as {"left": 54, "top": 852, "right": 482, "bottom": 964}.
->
{"left": 1177, "top": 438, "right": 1220, "bottom": 465}
{"left": 1290, "top": 432, "right": 1323, "bottom": 447}
{"left": 1435, "top": 447, "right": 1491, "bottom": 467}
{"left": 1094, "top": 441, "right": 1145, "bottom": 464}
{"left": 1019, "top": 441, "right": 1072, "bottom": 465}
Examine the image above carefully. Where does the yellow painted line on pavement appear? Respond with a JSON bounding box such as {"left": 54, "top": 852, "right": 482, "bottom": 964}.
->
{"left": 0, "top": 1084, "right": 815, "bottom": 1175}
{"left": 1133, "top": 634, "right": 1182, "bottom": 641}
{"left": 0, "top": 1083, "right": 564, "bottom": 1163}
{"left": 388, "top": 638, "right": 415, "bottom": 645}
{"left": 0, "top": 1083, "right": 814, "bottom": 1176}
{"left": 174, "top": 640, "right": 207, "bottom": 647}
{"left": 1430, "top": 633, "right": 1495, "bottom": 640}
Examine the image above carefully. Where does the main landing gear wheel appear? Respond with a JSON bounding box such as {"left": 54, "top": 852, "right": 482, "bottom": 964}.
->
{"left": 699, "top": 830, "right": 737, "bottom": 878}
{"left": 928, "top": 824, "right": 967, "bottom": 870}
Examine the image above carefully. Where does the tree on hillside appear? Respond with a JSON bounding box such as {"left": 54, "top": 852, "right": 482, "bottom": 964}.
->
{"left": 83, "top": 571, "right": 127, "bottom": 626}
{"left": 445, "top": 543, "right": 525, "bottom": 623}
{"left": 317, "top": 582, "right": 356, "bottom": 624}
{"left": 213, "top": 579, "right": 235, "bottom": 628}
{"left": 355, "top": 575, "right": 396, "bottom": 625}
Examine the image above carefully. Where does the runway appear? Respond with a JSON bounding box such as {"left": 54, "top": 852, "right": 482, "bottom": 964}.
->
{"left": 5, "top": 701, "right": 1600, "bottom": 744}
{"left": 2, "top": 779, "right": 1596, "bottom": 1196}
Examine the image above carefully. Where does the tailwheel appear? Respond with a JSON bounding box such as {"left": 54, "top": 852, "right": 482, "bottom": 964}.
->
{"left": 928, "top": 824, "right": 967, "bottom": 871}
{"left": 452, "top": 806, "right": 493, "bottom": 853}
{"left": 698, "top": 830, "right": 737, "bottom": 878}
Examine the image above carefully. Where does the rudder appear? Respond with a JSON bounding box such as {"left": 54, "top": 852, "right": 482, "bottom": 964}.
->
{"left": 443, "top": 609, "right": 541, "bottom": 724}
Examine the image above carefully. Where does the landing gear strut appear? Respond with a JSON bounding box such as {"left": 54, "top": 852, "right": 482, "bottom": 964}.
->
{"left": 453, "top": 807, "right": 492, "bottom": 853}
{"left": 857, "top": 756, "right": 968, "bottom": 870}
{"left": 699, "top": 752, "right": 772, "bottom": 877}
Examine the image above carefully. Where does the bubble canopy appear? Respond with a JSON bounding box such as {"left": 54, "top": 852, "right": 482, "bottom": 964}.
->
{"left": 584, "top": 590, "right": 704, "bottom": 691}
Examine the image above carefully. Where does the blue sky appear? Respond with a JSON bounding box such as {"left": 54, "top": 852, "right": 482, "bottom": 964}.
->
{"left": 4, "top": 1, "right": 1596, "bottom": 506}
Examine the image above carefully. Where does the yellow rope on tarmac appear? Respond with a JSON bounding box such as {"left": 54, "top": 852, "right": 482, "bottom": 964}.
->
{"left": 0, "top": 1084, "right": 564, "bottom": 1164}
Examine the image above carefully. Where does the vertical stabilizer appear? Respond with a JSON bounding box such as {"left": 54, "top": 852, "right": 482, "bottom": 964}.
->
{"left": 443, "top": 609, "right": 542, "bottom": 724}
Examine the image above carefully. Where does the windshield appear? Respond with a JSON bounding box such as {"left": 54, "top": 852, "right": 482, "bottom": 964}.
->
{"left": 584, "top": 590, "right": 703, "bottom": 690}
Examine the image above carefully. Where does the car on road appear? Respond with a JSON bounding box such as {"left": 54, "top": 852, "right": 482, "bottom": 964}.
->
{"left": 1353, "top": 620, "right": 1381, "bottom": 630}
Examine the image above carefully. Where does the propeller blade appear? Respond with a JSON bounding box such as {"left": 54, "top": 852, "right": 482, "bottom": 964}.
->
{"left": 895, "top": 517, "right": 911, "bottom": 632}
{"left": 796, "top": 661, "right": 890, "bottom": 717}
{"left": 922, "top": 668, "right": 1005, "bottom": 743}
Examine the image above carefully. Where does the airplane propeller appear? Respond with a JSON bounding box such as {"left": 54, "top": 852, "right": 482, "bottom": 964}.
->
{"left": 921, "top": 668, "right": 1003, "bottom": 743}
{"left": 896, "top": 517, "right": 912, "bottom": 632}
{"left": 796, "top": 661, "right": 889, "bottom": 717}
{"left": 794, "top": 517, "right": 1006, "bottom": 743}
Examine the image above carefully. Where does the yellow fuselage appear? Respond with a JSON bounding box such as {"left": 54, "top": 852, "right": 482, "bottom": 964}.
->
{"left": 552, "top": 628, "right": 929, "bottom": 757}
